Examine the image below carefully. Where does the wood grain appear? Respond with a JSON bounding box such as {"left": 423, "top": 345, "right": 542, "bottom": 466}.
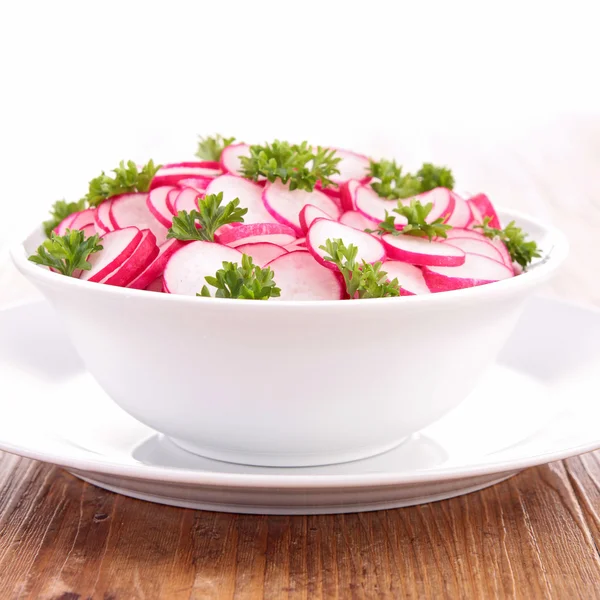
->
{"left": 0, "top": 451, "right": 598, "bottom": 599}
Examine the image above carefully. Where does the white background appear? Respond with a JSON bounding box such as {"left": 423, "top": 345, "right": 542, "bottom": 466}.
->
{"left": 1, "top": 0, "right": 600, "bottom": 305}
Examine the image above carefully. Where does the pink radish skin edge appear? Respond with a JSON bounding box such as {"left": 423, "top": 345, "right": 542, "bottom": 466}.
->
{"left": 95, "top": 200, "right": 113, "bottom": 233}
{"left": 147, "top": 186, "right": 176, "bottom": 228}
{"left": 216, "top": 222, "right": 297, "bottom": 247}
{"left": 128, "top": 238, "right": 185, "bottom": 290}
{"left": 299, "top": 205, "right": 334, "bottom": 234}
{"left": 469, "top": 193, "right": 501, "bottom": 228}
{"left": 235, "top": 242, "right": 289, "bottom": 266}
{"left": 101, "top": 230, "right": 159, "bottom": 287}
{"left": 381, "top": 235, "right": 466, "bottom": 267}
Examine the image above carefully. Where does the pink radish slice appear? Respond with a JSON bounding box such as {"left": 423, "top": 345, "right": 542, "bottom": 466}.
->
{"left": 444, "top": 228, "right": 513, "bottom": 268}
{"left": 205, "top": 174, "right": 278, "bottom": 224}
{"left": 80, "top": 227, "right": 142, "bottom": 282}
{"left": 307, "top": 220, "right": 385, "bottom": 269}
{"left": 145, "top": 276, "right": 164, "bottom": 292}
{"left": 423, "top": 254, "right": 514, "bottom": 292}
{"left": 467, "top": 199, "right": 484, "bottom": 225}
{"left": 266, "top": 251, "right": 344, "bottom": 301}
{"left": 235, "top": 242, "right": 288, "bottom": 266}
{"left": 340, "top": 179, "right": 361, "bottom": 211}
{"left": 176, "top": 178, "right": 209, "bottom": 192}
{"left": 166, "top": 188, "right": 180, "bottom": 215}
{"left": 444, "top": 227, "right": 487, "bottom": 241}
{"left": 415, "top": 188, "right": 456, "bottom": 223}
{"left": 95, "top": 200, "right": 114, "bottom": 233}
{"left": 216, "top": 222, "right": 297, "bottom": 247}
{"left": 299, "top": 204, "right": 334, "bottom": 234}
{"left": 54, "top": 213, "right": 77, "bottom": 235}
{"left": 147, "top": 186, "right": 176, "bottom": 228}
{"left": 445, "top": 193, "right": 473, "bottom": 228}
{"left": 164, "top": 241, "right": 243, "bottom": 296}
{"left": 174, "top": 187, "right": 202, "bottom": 213}
{"left": 109, "top": 192, "right": 168, "bottom": 245}
{"left": 262, "top": 181, "right": 341, "bottom": 236}
{"left": 69, "top": 208, "right": 96, "bottom": 231}
{"left": 285, "top": 237, "right": 307, "bottom": 251}
{"left": 317, "top": 184, "right": 341, "bottom": 200}
{"left": 127, "top": 238, "right": 185, "bottom": 290}
{"left": 355, "top": 185, "right": 407, "bottom": 226}
{"left": 382, "top": 261, "right": 431, "bottom": 295}
{"left": 220, "top": 143, "right": 251, "bottom": 175}
{"left": 339, "top": 210, "right": 375, "bottom": 231}
{"left": 151, "top": 162, "right": 221, "bottom": 189}
{"left": 382, "top": 235, "right": 466, "bottom": 266}
{"left": 468, "top": 193, "right": 500, "bottom": 228}
{"left": 328, "top": 148, "right": 371, "bottom": 185}
{"left": 100, "top": 230, "right": 159, "bottom": 287}
{"left": 80, "top": 223, "right": 97, "bottom": 238}
{"left": 488, "top": 237, "right": 512, "bottom": 268}
{"left": 441, "top": 237, "right": 505, "bottom": 264}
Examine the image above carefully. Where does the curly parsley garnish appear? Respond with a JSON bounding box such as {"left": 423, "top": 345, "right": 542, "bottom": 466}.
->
{"left": 42, "top": 199, "right": 86, "bottom": 238}
{"left": 195, "top": 134, "right": 236, "bottom": 162}
{"left": 198, "top": 254, "right": 280, "bottom": 299}
{"left": 320, "top": 238, "right": 400, "bottom": 299}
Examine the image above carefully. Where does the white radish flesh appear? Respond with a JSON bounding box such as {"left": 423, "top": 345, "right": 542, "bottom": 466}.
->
{"left": 299, "top": 204, "right": 333, "bottom": 234}
{"left": 468, "top": 193, "right": 500, "bottom": 228}
{"left": 467, "top": 199, "right": 484, "bottom": 225}
{"left": 444, "top": 228, "right": 513, "bottom": 268}
{"left": 442, "top": 237, "right": 505, "bottom": 263}
{"left": 307, "top": 220, "right": 385, "bottom": 269}
{"left": 95, "top": 200, "right": 114, "bottom": 233}
{"left": 69, "top": 208, "right": 96, "bottom": 231}
{"left": 382, "top": 261, "right": 431, "bottom": 295}
{"left": 416, "top": 188, "right": 456, "bottom": 223}
{"left": 445, "top": 193, "right": 473, "bottom": 228}
{"left": 109, "top": 193, "right": 168, "bottom": 245}
{"left": 205, "top": 174, "right": 277, "bottom": 225}
{"left": 266, "top": 251, "right": 344, "bottom": 301}
{"left": 147, "top": 186, "right": 176, "bottom": 228}
{"left": 174, "top": 187, "right": 202, "bottom": 213}
{"left": 339, "top": 210, "right": 375, "bottom": 231}
{"left": 220, "top": 143, "right": 251, "bottom": 175}
{"left": 176, "top": 178, "right": 208, "bottom": 192}
{"left": 329, "top": 149, "right": 371, "bottom": 185}
{"left": 285, "top": 237, "right": 307, "bottom": 251}
{"left": 101, "top": 230, "right": 159, "bottom": 287}
{"left": 382, "top": 235, "right": 466, "bottom": 266}
{"left": 216, "top": 222, "right": 297, "bottom": 247}
{"left": 262, "top": 181, "right": 341, "bottom": 235}
{"left": 164, "top": 241, "right": 243, "bottom": 296}
{"left": 127, "top": 238, "right": 185, "bottom": 290}
{"left": 80, "top": 227, "right": 142, "bottom": 282}
{"left": 355, "top": 185, "right": 406, "bottom": 225}
{"left": 235, "top": 242, "right": 288, "bottom": 266}
{"left": 423, "top": 254, "right": 513, "bottom": 291}
{"left": 339, "top": 179, "right": 361, "bottom": 211}
{"left": 81, "top": 223, "right": 97, "bottom": 238}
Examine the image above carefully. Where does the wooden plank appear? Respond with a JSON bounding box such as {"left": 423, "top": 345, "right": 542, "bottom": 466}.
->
{"left": 0, "top": 452, "right": 599, "bottom": 599}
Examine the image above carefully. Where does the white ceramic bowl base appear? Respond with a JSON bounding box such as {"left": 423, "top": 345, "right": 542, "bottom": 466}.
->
{"left": 10, "top": 208, "right": 568, "bottom": 467}
{"left": 0, "top": 298, "right": 598, "bottom": 514}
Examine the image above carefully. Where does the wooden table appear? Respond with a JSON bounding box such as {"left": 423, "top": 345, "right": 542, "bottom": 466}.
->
{"left": 1, "top": 118, "right": 599, "bottom": 598}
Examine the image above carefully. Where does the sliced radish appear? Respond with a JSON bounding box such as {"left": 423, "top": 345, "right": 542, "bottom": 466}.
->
{"left": 423, "top": 254, "right": 513, "bottom": 291}
{"left": 127, "top": 238, "right": 185, "bottom": 290}
{"left": 382, "top": 261, "right": 431, "bottom": 295}
{"left": 339, "top": 210, "right": 375, "bottom": 231}
{"left": 109, "top": 193, "right": 168, "bottom": 245}
{"left": 151, "top": 161, "right": 221, "bottom": 189}
{"left": 205, "top": 174, "right": 278, "bottom": 224}
{"left": 467, "top": 199, "right": 484, "bottom": 226}
{"left": 145, "top": 276, "right": 164, "bottom": 292}
{"left": 164, "top": 241, "right": 243, "bottom": 296}
{"left": 262, "top": 181, "right": 341, "bottom": 235}
{"left": 80, "top": 227, "right": 142, "bottom": 282}
{"left": 329, "top": 148, "right": 371, "bottom": 185}
{"left": 355, "top": 185, "right": 404, "bottom": 225}
{"left": 441, "top": 236, "right": 505, "bottom": 263}
{"left": 95, "top": 199, "right": 114, "bottom": 233}
{"left": 488, "top": 237, "right": 512, "bottom": 268}
{"left": 220, "top": 143, "right": 251, "bottom": 175}
{"left": 416, "top": 187, "right": 456, "bottom": 223}
{"left": 235, "top": 242, "right": 288, "bottom": 266}
{"left": 299, "top": 204, "right": 334, "bottom": 234}
{"left": 69, "top": 208, "right": 96, "bottom": 231}
{"left": 174, "top": 187, "right": 202, "bottom": 213}
{"left": 266, "top": 251, "right": 344, "bottom": 301}
{"left": 54, "top": 213, "right": 77, "bottom": 235}
{"left": 444, "top": 228, "right": 513, "bottom": 268}
{"left": 175, "top": 178, "right": 208, "bottom": 192}
{"left": 468, "top": 193, "right": 500, "bottom": 228}
{"left": 381, "top": 235, "right": 466, "bottom": 266}
{"left": 444, "top": 227, "right": 487, "bottom": 241}
{"left": 445, "top": 193, "right": 473, "bottom": 228}
{"left": 100, "top": 230, "right": 159, "bottom": 287}
{"left": 307, "top": 220, "right": 385, "bottom": 269}
{"left": 80, "top": 223, "right": 97, "bottom": 238}
{"left": 216, "top": 222, "right": 297, "bottom": 247}
{"left": 147, "top": 186, "right": 176, "bottom": 228}
{"left": 339, "top": 179, "right": 361, "bottom": 211}
{"left": 285, "top": 237, "right": 307, "bottom": 251}
{"left": 166, "top": 188, "right": 180, "bottom": 215}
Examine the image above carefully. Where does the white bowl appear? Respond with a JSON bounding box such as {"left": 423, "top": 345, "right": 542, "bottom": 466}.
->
{"left": 10, "top": 208, "right": 568, "bottom": 467}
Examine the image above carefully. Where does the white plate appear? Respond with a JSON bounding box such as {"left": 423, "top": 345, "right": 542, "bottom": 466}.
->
{"left": 0, "top": 297, "right": 599, "bottom": 514}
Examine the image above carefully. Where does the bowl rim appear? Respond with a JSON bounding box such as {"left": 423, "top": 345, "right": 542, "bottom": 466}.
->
{"left": 10, "top": 206, "right": 569, "bottom": 310}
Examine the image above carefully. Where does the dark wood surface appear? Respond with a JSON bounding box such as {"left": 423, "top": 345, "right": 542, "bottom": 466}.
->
{"left": 0, "top": 450, "right": 599, "bottom": 599}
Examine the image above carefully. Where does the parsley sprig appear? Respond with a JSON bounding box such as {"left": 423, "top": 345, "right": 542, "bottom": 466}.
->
{"left": 198, "top": 254, "right": 281, "bottom": 299}
{"left": 28, "top": 229, "right": 103, "bottom": 277}
{"left": 240, "top": 140, "right": 341, "bottom": 192}
{"left": 167, "top": 192, "right": 247, "bottom": 242}
{"left": 369, "top": 160, "right": 455, "bottom": 199}
{"left": 320, "top": 239, "right": 400, "bottom": 299}
{"left": 195, "top": 134, "right": 236, "bottom": 161}
{"left": 368, "top": 199, "right": 452, "bottom": 241}
{"left": 42, "top": 199, "right": 86, "bottom": 237}
{"left": 475, "top": 217, "right": 541, "bottom": 269}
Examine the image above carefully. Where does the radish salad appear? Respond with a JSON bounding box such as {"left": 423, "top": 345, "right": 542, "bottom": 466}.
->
{"left": 29, "top": 136, "right": 541, "bottom": 300}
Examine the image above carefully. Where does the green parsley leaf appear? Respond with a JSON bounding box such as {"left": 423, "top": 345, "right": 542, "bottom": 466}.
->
{"left": 319, "top": 238, "right": 401, "bottom": 299}
{"left": 167, "top": 192, "right": 248, "bottom": 242}
{"left": 28, "top": 229, "right": 103, "bottom": 277}
{"left": 195, "top": 134, "right": 236, "bottom": 161}
{"left": 368, "top": 159, "right": 454, "bottom": 199}
{"left": 198, "top": 254, "right": 281, "bottom": 299}
{"left": 239, "top": 140, "right": 341, "bottom": 192}
{"left": 42, "top": 199, "right": 86, "bottom": 238}
{"left": 474, "top": 217, "right": 541, "bottom": 269}
{"left": 85, "top": 159, "right": 160, "bottom": 207}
